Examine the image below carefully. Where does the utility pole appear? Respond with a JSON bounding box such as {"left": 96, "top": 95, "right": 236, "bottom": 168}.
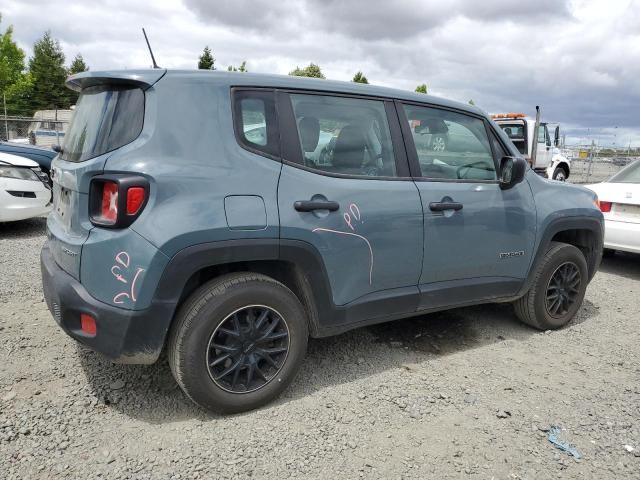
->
{"left": 3, "top": 93, "right": 8, "bottom": 141}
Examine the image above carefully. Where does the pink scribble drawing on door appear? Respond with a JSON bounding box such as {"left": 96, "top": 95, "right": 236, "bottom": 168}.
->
{"left": 110, "top": 251, "right": 145, "bottom": 305}
{"left": 312, "top": 203, "right": 373, "bottom": 285}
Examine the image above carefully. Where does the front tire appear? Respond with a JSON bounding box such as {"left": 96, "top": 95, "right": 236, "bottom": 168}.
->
{"left": 168, "top": 273, "right": 309, "bottom": 413}
{"left": 552, "top": 166, "right": 568, "bottom": 181}
{"left": 514, "top": 242, "right": 588, "bottom": 330}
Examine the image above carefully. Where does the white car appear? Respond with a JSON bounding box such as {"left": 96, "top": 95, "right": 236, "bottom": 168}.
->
{"left": 0, "top": 152, "right": 52, "bottom": 222}
{"left": 586, "top": 159, "right": 640, "bottom": 254}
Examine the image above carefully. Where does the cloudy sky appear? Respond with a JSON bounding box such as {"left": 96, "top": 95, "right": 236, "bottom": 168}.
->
{"left": 2, "top": 0, "right": 639, "bottom": 147}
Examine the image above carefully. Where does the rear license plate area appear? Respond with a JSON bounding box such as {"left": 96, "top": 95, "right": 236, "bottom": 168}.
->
{"left": 53, "top": 183, "right": 72, "bottom": 228}
{"left": 614, "top": 203, "right": 640, "bottom": 220}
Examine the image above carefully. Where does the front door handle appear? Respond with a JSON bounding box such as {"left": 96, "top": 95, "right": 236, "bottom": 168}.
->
{"left": 294, "top": 200, "right": 340, "bottom": 212}
{"left": 429, "top": 201, "right": 463, "bottom": 212}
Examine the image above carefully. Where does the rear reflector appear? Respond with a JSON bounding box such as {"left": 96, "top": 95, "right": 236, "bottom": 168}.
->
{"left": 100, "top": 181, "right": 119, "bottom": 223}
{"left": 126, "top": 187, "right": 146, "bottom": 215}
{"left": 599, "top": 201, "right": 612, "bottom": 213}
{"left": 80, "top": 314, "right": 97, "bottom": 336}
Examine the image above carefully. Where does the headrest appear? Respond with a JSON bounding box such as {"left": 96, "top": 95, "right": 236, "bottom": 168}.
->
{"left": 332, "top": 125, "right": 366, "bottom": 169}
{"left": 299, "top": 116, "right": 320, "bottom": 152}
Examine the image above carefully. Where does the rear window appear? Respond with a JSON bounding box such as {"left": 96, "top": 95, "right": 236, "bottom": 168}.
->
{"left": 60, "top": 85, "right": 144, "bottom": 162}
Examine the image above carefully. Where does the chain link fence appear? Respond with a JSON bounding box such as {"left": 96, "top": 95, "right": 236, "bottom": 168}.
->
{"left": 563, "top": 146, "right": 637, "bottom": 184}
{"left": 1, "top": 114, "right": 69, "bottom": 147}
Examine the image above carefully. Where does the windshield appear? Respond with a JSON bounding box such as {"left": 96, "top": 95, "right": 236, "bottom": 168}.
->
{"left": 60, "top": 85, "right": 144, "bottom": 162}
{"left": 608, "top": 159, "right": 640, "bottom": 183}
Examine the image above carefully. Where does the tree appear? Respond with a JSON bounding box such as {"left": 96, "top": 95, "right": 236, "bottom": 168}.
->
{"left": 68, "top": 54, "right": 88, "bottom": 74}
{"left": 352, "top": 71, "right": 368, "bottom": 84}
{"left": 468, "top": 99, "right": 475, "bottom": 106}
{"left": 288, "top": 63, "right": 325, "bottom": 79}
{"left": 0, "top": 20, "right": 26, "bottom": 95}
{"left": 227, "top": 61, "right": 247, "bottom": 72}
{"left": 65, "top": 54, "right": 89, "bottom": 106}
{"left": 4, "top": 72, "right": 33, "bottom": 115}
{"left": 28, "top": 31, "right": 69, "bottom": 111}
{"left": 415, "top": 84, "right": 428, "bottom": 94}
{"left": 198, "top": 46, "right": 215, "bottom": 70}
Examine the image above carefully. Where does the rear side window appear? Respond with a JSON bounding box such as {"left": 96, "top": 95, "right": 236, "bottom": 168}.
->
{"left": 233, "top": 90, "right": 279, "bottom": 158}
{"left": 61, "top": 85, "right": 144, "bottom": 163}
{"left": 401, "top": 104, "right": 497, "bottom": 181}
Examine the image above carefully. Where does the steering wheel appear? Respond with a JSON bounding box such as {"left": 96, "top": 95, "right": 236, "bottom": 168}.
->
{"left": 456, "top": 161, "right": 490, "bottom": 179}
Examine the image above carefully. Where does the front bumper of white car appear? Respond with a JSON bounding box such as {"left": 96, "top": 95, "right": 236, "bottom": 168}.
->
{"left": 0, "top": 178, "right": 52, "bottom": 222}
{"left": 604, "top": 218, "right": 640, "bottom": 254}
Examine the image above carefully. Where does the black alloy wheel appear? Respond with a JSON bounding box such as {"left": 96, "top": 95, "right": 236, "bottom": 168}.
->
{"left": 544, "top": 261, "right": 582, "bottom": 318}
{"left": 206, "top": 305, "right": 290, "bottom": 394}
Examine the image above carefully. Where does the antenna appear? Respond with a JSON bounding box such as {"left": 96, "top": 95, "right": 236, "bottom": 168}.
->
{"left": 142, "top": 28, "right": 160, "bottom": 69}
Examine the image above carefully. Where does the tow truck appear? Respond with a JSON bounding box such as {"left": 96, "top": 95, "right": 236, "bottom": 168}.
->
{"left": 491, "top": 108, "right": 571, "bottom": 181}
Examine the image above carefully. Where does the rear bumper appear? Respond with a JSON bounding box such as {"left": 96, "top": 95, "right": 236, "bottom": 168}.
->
{"left": 41, "top": 242, "right": 175, "bottom": 364}
{"left": 604, "top": 219, "right": 640, "bottom": 254}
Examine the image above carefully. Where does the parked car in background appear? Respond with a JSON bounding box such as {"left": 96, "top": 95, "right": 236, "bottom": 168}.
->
{"left": 0, "top": 141, "right": 56, "bottom": 183}
{"left": 0, "top": 152, "right": 52, "bottom": 222}
{"left": 611, "top": 157, "right": 632, "bottom": 167}
{"left": 42, "top": 70, "right": 603, "bottom": 414}
{"left": 586, "top": 160, "right": 640, "bottom": 254}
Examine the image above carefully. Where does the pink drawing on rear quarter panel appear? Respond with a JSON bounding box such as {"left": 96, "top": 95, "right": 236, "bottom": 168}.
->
{"left": 110, "top": 252, "right": 145, "bottom": 305}
{"left": 311, "top": 227, "right": 373, "bottom": 285}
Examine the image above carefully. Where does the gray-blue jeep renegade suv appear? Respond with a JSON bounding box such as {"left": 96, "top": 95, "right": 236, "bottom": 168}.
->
{"left": 41, "top": 70, "right": 604, "bottom": 413}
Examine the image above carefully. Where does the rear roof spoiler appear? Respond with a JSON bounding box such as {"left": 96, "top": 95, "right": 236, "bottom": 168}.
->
{"left": 65, "top": 69, "right": 167, "bottom": 92}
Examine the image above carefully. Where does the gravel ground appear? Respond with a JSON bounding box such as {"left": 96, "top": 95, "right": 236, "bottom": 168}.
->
{"left": 1, "top": 217, "right": 639, "bottom": 479}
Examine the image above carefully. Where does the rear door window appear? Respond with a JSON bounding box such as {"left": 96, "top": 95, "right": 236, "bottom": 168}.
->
{"left": 60, "top": 85, "right": 144, "bottom": 163}
{"left": 289, "top": 94, "right": 397, "bottom": 177}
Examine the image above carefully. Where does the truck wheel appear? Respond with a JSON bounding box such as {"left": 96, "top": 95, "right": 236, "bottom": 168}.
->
{"left": 552, "top": 166, "right": 567, "bottom": 181}
{"left": 514, "top": 242, "right": 588, "bottom": 330}
{"left": 167, "top": 273, "right": 308, "bottom": 413}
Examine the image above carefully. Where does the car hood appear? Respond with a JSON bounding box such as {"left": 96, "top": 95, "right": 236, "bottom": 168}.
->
{"left": 0, "top": 152, "right": 39, "bottom": 168}
{"left": 585, "top": 182, "right": 640, "bottom": 206}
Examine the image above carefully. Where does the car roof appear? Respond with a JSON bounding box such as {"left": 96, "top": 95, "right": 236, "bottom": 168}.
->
{"left": 68, "top": 69, "right": 487, "bottom": 118}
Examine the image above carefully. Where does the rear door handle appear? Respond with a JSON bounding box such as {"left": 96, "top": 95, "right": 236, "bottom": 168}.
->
{"left": 429, "top": 201, "right": 463, "bottom": 212}
{"left": 294, "top": 200, "right": 340, "bottom": 212}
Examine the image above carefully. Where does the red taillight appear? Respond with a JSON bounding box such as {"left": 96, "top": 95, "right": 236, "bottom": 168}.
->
{"left": 80, "top": 313, "right": 97, "bottom": 336}
{"left": 126, "top": 187, "right": 145, "bottom": 215}
{"left": 90, "top": 176, "right": 148, "bottom": 228}
{"left": 100, "top": 181, "right": 119, "bottom": 223}
{"left": 599, "top": 201, "right": 612, "bottom": 213}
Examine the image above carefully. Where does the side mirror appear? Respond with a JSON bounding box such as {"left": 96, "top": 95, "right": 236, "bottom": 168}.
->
{"left": 499, "top": 156, "right": 527, "bottom": 190}
{"left": 554, "top": 126, "right": 560, "bottom": 147}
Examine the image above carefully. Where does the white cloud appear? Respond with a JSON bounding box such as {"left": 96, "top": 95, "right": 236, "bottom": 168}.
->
{"left": 1, "top": 0, "right": 639, "bottom": 145}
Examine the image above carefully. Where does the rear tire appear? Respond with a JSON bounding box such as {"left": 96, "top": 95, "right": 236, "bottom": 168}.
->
{"left": 167, "top": 273, "right": 308, "bottom": 413}
{"left": 514, "top": 242, "right": 588, "bottom": 330}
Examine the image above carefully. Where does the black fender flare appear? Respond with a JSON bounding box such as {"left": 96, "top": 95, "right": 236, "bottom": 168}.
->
{"left": 517, "top": 215, "right": 603, "bottom": 297}
{"left": 152, "top": 238, "right": 335, "bottom": 336}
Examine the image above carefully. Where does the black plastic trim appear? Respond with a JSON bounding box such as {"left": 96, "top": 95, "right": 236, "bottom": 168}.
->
{"left": 517, "top": 216, "right": 604, "bottom": 297}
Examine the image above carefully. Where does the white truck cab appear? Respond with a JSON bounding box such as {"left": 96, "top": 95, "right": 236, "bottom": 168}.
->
{"left": 491, "top": 112, "right": 570, "bottom": 181}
